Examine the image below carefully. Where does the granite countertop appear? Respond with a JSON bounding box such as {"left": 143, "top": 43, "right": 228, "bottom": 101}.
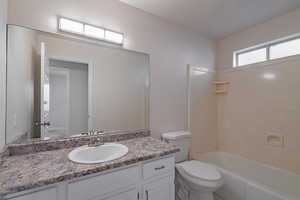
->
{"left": 0, "top": 136, "right": 179, "bottom": 196}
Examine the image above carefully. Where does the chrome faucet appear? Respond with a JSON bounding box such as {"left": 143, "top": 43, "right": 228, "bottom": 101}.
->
{"left": 88, "top": 137, "right": 105, "bottom": 147}
{"left": 89, "top": 129, "right": 98, "bottom": 136}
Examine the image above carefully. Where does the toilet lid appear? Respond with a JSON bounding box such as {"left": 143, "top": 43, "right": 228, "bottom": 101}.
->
{"left": 179, "top": 161, "right": 222, "bottom": 181}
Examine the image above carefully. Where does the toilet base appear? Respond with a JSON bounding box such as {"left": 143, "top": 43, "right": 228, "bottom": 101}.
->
{"left": 190, "top": 191, "right": 214, "bottom": 200}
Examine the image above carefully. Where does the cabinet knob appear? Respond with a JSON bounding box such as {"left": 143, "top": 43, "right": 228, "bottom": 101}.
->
{"left": 154, "top": 165, "right": 165, "bottom": 170}
{"left": 35, "top": 121, "right": 51, "bottom": 127}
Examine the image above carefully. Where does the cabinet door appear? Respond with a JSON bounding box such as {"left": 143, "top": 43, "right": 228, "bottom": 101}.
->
{"left": 7, "top": 187, "right": 57, "bottom": 200}
{"left": 144, "top": 176, "right": 174, "bottom": 200}
{"left": 99, "top": 189, "right": 138, "bottom": 200}
{"left": 68, "top": 166, "right": 139, "bottom": 200}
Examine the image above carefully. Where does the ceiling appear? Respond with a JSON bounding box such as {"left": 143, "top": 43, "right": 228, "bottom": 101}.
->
{"left": 120, "top": 0, "right": 300, "bottom": 39}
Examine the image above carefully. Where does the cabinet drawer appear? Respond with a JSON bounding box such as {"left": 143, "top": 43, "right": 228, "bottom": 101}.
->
{"left": 143, "top": 157, "right": 175, "bottom": 180}
{"left": 68, "top": 166, "right": 139, "bottom": 200}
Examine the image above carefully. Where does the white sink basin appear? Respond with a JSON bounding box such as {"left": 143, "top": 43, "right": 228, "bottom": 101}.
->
{"left": 68, "top": 143, "right": 129, "bottom": 164}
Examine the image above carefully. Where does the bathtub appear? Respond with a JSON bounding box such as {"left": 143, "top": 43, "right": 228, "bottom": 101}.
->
{"left": 196, "top": 152, "right": 300, "bottom": 200}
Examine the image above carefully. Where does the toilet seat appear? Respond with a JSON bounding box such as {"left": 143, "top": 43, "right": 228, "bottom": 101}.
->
{"left": 176, "top": 160, "right": 224, "bottom": 191}
{"left": 179, "top": 160, "right": 222, "bottom": 181}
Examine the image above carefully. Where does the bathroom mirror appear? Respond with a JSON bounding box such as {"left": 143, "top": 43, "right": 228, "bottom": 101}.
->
{"left": 6, "top": 25, "right": 150, "bottom": 144}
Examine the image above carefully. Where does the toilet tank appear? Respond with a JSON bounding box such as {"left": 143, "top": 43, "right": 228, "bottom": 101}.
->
{"left": 162, "top": 131, "right": 192, "bottom": 163}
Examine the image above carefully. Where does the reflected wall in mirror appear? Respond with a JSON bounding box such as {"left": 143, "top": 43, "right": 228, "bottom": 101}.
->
{"left": 6, "top": 25, "right": 150, "bottom": 144}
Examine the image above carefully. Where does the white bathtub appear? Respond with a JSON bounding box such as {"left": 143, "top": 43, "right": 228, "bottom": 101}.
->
{"left": 196, "top": 152, "right": 300, "bottom": 200}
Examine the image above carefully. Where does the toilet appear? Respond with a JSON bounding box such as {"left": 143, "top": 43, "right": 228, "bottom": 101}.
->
{"left": 162, "top": 131, "right": 224, "bottom": 200}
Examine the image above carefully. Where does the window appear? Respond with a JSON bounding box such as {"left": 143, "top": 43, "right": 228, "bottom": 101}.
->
{"left": 270, "top": 38, "right": 300, "bottom": 60}
{"left": 237, "top": 48, "right": 267, "bottom": 66}
{"left": 58, "top": 17, "right": 124, "bottom": 45}
{"left": 234, "top": 35, "right": 300, "bottom": 67}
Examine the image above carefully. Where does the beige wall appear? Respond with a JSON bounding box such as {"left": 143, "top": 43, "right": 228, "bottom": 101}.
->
{"left": 216, "top": 8, "right": 300, "bottom": 174}
{"left": 7, "top": 0, "right": 216, "bottom": 138}
{"left": 0, "top": 0, "right": 7, "bottom": 150}
{"left": 217, "top": 8, "right": 300, "bottom": 70}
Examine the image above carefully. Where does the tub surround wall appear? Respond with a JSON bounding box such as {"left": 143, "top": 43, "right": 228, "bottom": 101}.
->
{"left": 217, "top": 58, "right": 300, "bottom": 174}
{"left": 216, "top": 8, "right": 300, "bottom": 174}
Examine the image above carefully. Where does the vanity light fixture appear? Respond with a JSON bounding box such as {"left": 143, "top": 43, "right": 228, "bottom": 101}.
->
{"left": 58, "top": 17, "right": 124, "bottom": 45}
{"left": 84, "top": 24, "right": 105, "bottom": 39}
{"left": 59, "top": 17, "right": 84, "bottom": 34}
{"left": 105, "top": 30, "right": 124, "bottom": 44}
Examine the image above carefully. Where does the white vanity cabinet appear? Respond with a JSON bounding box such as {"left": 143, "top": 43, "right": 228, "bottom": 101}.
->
{"left": 142, "top": 157, "right": 175, "bottom": 200}
{"left": 4, "top": 156, "right": 175, "bottom": 200}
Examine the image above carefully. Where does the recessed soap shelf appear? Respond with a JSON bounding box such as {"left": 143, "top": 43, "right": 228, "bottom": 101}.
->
{"left": 213, "top": 81, "right": 229, "bottom": 94}
{"left": 265, "top": 133, "right": 284, "bottom": 147}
